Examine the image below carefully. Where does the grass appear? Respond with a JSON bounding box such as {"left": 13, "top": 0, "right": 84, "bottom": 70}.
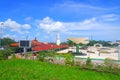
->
{"left": 0, "top": 59, "right": 120, "bottom": 80}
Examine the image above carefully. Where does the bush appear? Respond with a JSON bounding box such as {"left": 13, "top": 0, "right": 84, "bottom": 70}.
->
{"left": 0, "top": 51, "right": 4, "bottom": 60}
{"left": 37, "top": 52, "right": 47, "bottom": 62}
{"left": 85, "top": 57, "right": 93, "bottom": 69}
{"left": 104, "top": 58, "right": 120, "bottom": 72}
{"left": 25, "top": 52, "right": 32, "bottom": 59}
{"left": 0, "top": 49, "right": 12, "bottom": 60}
{"left": 104, "top": 58, "right": 115, "bottom": 69}
{"left": 11, "top": 53, "right": 16, "bottom": 59}
{"left": 65, "top": 53, "right": 74, "bottom": 66}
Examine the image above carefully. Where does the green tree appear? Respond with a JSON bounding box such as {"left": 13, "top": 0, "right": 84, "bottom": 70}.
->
{"left": 67, "top": 40, "right": 76, "bottom": 46}
{"left": 1, "top": 38, "right": 16, "bottom": 46}
{"left": 0, "top": 48, "right": 12, "bottom": 60}
{"left": 87, "top": 40, "right": 112, "bottom": 46}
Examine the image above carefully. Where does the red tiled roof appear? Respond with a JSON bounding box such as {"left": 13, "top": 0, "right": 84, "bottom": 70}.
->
{"left": 10, "top": 39, "right": 68, "bottom": 51}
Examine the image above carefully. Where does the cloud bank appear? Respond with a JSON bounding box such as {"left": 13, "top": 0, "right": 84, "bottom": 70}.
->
{"left": 0, "top": 19, "right": 31, "bottom": 34}
{"left": 37, "top": 15, "right": 120, "bottom": 40}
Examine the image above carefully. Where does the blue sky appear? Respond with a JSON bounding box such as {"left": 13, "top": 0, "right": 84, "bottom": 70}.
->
{"left": 0, "top": 0, "right": 120, "bottom": 42}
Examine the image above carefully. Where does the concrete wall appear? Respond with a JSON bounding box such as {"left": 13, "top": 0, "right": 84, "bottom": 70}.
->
{"left": 118, "top": 45, "right": 120, "bottom": 60}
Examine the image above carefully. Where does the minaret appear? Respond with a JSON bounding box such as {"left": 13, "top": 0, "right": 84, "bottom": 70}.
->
{"left": 56, "top": 34, "right": 60, "bottom": 45}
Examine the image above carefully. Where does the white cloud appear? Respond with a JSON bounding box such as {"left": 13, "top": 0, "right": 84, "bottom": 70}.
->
{"left": 24, "top": 17, "right": 32, "bottom": 21}
{"left": 38, "top": 16, "right": 120, "bottom": 40}
{"left": 38, "top": 17, "right": 66, "bottom": 33}
{"left": 101, "top": 14, "right": 119, "bottom": 21}
{"left": 3, "top": 34, "right": 17, "bottom": 39}
{"left": 0, "top": 19, "right": 31, "bottom": 34}
{"left": 50, "top": 1, "right": 117, "bottom": 16}
{"left": 22, "top": 24, "right": 31, "bottom": 29}
{"left": 38, "top": 16, "right": 120, "bottom": 33}
{"left": 3, "top": 34, "right": 11, "bottom": 38}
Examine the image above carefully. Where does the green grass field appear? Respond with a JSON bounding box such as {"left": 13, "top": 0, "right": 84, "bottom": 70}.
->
{"left": 0, "top": 59, "right": 120, "bottom": 80}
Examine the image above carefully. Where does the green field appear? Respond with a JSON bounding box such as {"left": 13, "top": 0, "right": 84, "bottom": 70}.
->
{"left": 0, "top": 59, "right": 120, "bottom": 80}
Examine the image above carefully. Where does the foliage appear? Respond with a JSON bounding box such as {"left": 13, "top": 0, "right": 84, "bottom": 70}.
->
{"left": 0, "top": 59, "right": 120, "bottom": 80}
{"left": 37, "top": 51, "right": 48, "bottom": 61}
{"left": 80, "top": 44, "right": 87, "bottom": 49}
{"left": 0, "top": 51, "right": 3, "bottom": 60}
{"left": 85, "top": 57, "right": 93, "bottom": 68}
{"left": 25, "top": 52, "right": 32, "bottom": 59}
{"left": 1, "top": 38, "right": 16, "bottom": 46}
{"left": 67, "top": 40, "right": 77, "bottom": 46}
{"left": 10, "top": 47, "right": 20, "bottom": 52}
{"left": 11, "top": 53, "right": 16, "bottom": 59}
{"left": 87, "top": 40, "right": 112, "bottom": 46}
{"left": 0, "top": 49, "right": 12, "bottom": 60}
{"left": 104, "top": 58, "right": 116, "bottom": 69}
{"left": 65, "top": 53, "right": 74, "bottom": 66}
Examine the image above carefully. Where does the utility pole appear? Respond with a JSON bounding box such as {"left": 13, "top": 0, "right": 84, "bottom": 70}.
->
{"left": 0, "top": 22, "right": 4, "bottom": 48}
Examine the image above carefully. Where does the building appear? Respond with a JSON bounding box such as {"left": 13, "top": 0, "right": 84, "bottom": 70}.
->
{"left": 10, "top": 38, "right": 68, "bottom": 51}
{"left": 94, "top": 43, "right": 102, "bottom": 48}
{"left": 56, "top": 34, "right": 60, "bottom": 45}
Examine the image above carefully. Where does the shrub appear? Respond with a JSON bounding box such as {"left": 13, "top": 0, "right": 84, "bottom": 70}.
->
{"left": 65, "top": 53, "right": 74, "bottom": 66}
{"left": 0, "top": 51, "right": 4, "bottom": 60}
{"left": 85, "top": 57, "right": 93, "bottom": 69}
{"left": 25, "top": 52, "right": 31, "bottom": 59}
{"left": 12, "top": 53, "right": 16, "bottom": 59}
{"left": 4, "top": 49, "right": 12, "bottom": 59}
{"left": 0, "top": 49, "right": 12, "bottom": 60}
{"left": 37, "top": 52, "right": 47, "bottom": 62}
{"left": 104, "top": 58, "right": 115, "bottom": 69}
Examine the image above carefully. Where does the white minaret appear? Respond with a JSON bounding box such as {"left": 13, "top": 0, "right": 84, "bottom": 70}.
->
{"left": 56, "top": 34, "right": 60, "bottom": 45}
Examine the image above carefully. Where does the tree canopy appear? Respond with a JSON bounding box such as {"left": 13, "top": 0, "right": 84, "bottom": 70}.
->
{"left": 87, "top": 40, "right": 112, "bottom": 46}
{"left": 1, "top": 38, "right": 16, "bottom": 47}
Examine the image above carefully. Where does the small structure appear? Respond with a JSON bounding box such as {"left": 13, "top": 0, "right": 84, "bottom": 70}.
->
{"left": 94, "top": 43, "right": 102, "bottom": 48}
{"left": 68, "top": 38, "right": 89, "bottom": 53}
{"left": 68, "top": 38, "right": 89, "bottom": 44}
{"left": 19, "top": 40, "right": 31, "bottom": 54}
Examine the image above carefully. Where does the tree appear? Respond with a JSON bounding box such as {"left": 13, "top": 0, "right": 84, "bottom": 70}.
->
{"left": 67, "top": 40, "right": 76, "bottom": 46}
{"left": 1, "top": 38, "right": 16, "bottom": 46}
{"left": 87, "top": 40, "right": 112, "bottom": 46}
{"left": 0, "top": 48, "right": 12, "bottom": 60}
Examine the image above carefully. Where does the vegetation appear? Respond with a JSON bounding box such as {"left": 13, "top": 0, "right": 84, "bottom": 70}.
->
{"left": 0, "top": 48, "right": 12, "bottom": 60}
{"left": 87, "top": 40, "right": 112, "bottom": 46}
{"left": 65, "top": 53, "right": 74, "bottom": 66}
{"left": 1, "top": 38, "right": 16, "bottom": 46}
{"left": 37, "top": 51, "right": 48, "bottom": 61}
{"left": 85, "top": 57, "right": 93, "bottom": 68}
{"left": 0, "top": 59, "right": 120, "bottom": 80}
{"left": 63, "top": 40, "right": 113, "bottom": 47}
{"left": 36, "top": 51, "right": 120, "bottom": 74}
{"left": 67, "top": 40, "right": 77, "bottom": 46}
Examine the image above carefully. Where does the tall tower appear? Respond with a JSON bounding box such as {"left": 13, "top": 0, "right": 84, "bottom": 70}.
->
{"left": 56, "top": 34, "right": 60, "bottom": 45}
{"left": 0, "top": 22, "right": 4, "bottom": 48}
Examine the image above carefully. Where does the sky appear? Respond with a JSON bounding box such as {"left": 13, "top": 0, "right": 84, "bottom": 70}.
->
{"left": 0, "top": 0, "right": 120, "bottom": 42}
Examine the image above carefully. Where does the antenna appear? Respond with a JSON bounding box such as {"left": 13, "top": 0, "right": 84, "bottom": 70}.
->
{"left": 90, "top": 32, "right": 93, "bottom": 41}
{"left": 0, "top": 22, "right": 4, "bottom": 47}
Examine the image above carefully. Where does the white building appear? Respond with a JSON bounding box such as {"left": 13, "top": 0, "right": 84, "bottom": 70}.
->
{"left": 94, "top": 43, "right": 102, "bottom": 48}
{"left": 56, "top": 34, "right": 60, "bottom": 45}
